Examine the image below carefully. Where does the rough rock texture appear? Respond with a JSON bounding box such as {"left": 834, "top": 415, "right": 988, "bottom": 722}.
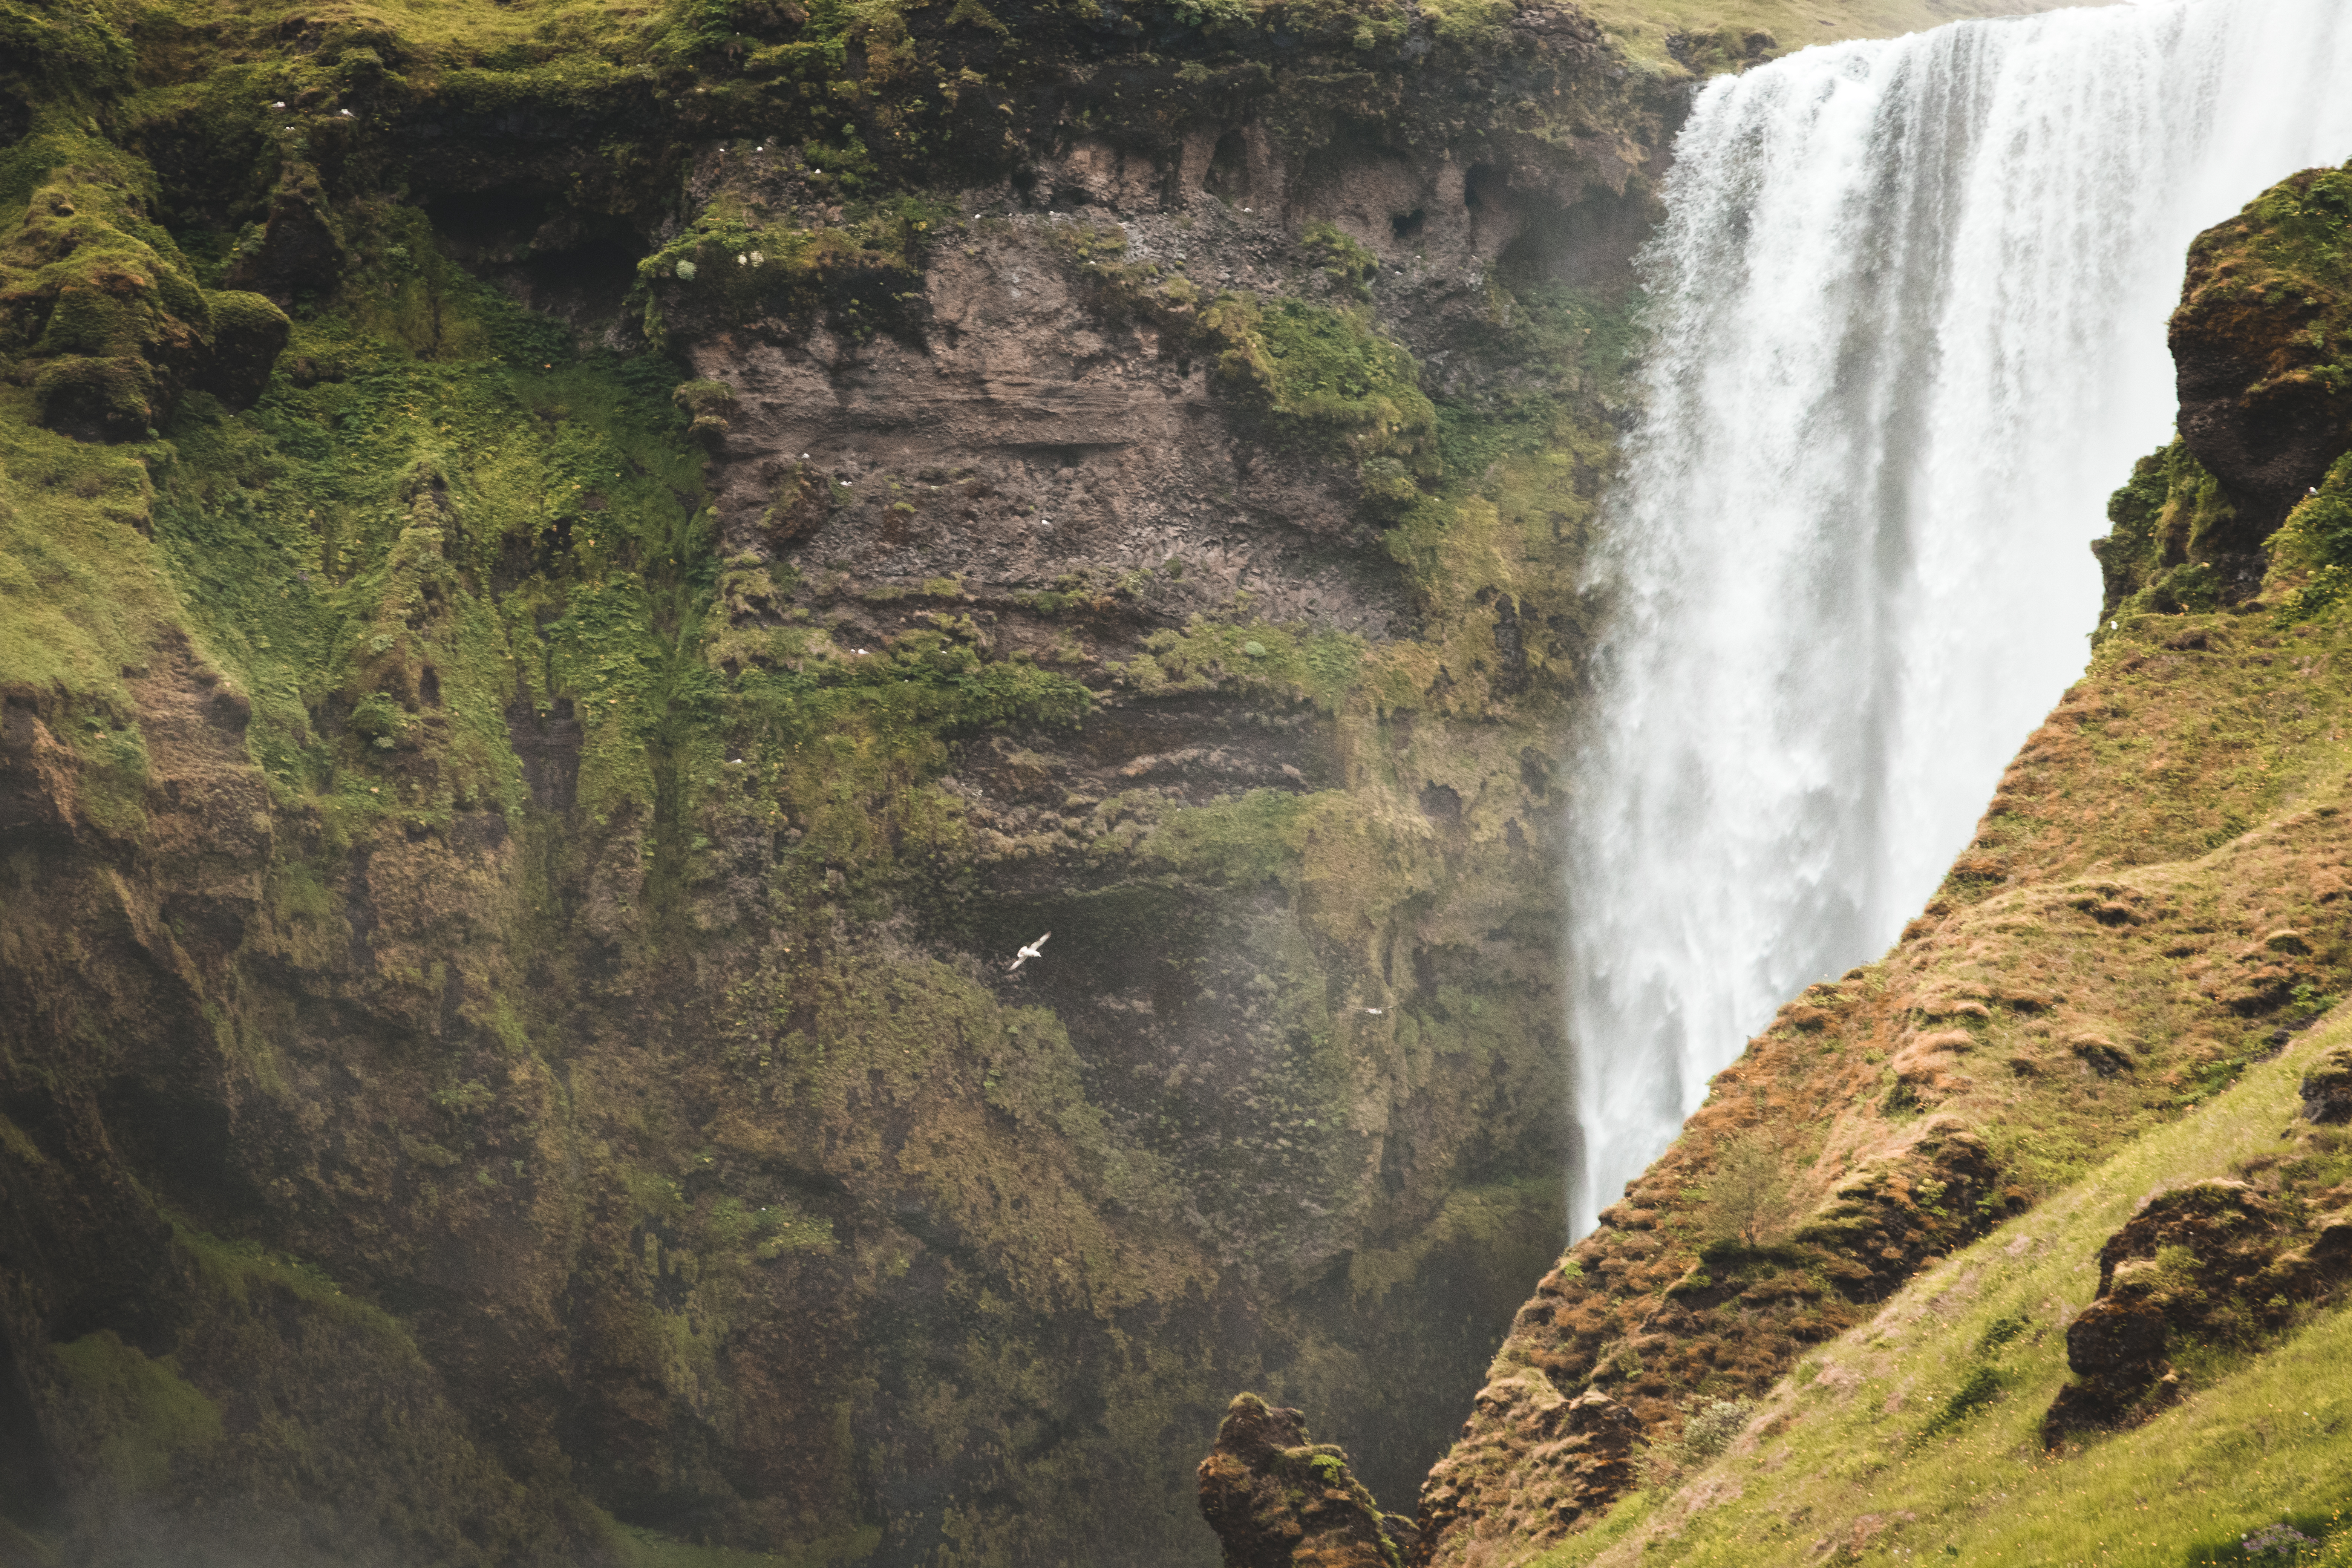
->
{"left": 2301, "top": 1042, "right": 2352, "bottom": 1122}
{"left": 0, "top": 0, "right": 1659, "bottom": 1561}
{"left": 1197, "top": 1393, "right": 1411, "bottom": 1568}
{"left": 2172, "top": 165, "right": 2352, "bottom": 552}
{"left": 0, "top": 0, "right": 2142, "bottom": 1561}
{"left": 2041, "top": 1179, "right": 2350, "bottom": 1442}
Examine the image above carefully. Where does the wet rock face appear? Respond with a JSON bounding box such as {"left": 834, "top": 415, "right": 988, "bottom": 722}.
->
{"left": 697, "top": 217, "right": 1412, "bottom": 644}
{"left": 2172, "top": 166, "right": 2352, "bottom": 550}
{"left": 681, "top": 136, "right": 1550, "bottom": 652}
{"left": 1198, "top": 1394, "right": 1411, "bottom": 1568}
{"left": 0, "top": 0, "right": 1654, "bottom": 1553}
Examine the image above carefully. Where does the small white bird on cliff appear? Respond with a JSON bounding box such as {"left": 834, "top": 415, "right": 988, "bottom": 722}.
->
{"left": 1008, "top": 932, "right": 1051, "bottom": 972}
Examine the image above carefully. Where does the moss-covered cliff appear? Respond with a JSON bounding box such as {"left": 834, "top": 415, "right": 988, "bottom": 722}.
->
{"left": 1400, "top": 159, "right": 2352, "bottom": 1568}
{"left": 0, "top": 0, "right": 1899, "bottom": 1563}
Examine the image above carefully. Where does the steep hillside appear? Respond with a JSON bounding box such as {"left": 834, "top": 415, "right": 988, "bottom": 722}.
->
{"left": 1397, "top": 161, "right": 2352, "bottom": 1568}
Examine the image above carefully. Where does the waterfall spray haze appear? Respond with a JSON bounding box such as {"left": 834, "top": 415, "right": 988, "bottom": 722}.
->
{"left": 1567, "top": 0, "right": 2352, "bottom": 1236}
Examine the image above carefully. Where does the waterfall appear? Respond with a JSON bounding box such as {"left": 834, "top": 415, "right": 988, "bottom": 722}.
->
{"left": 1567, "top": 0, "right": 2352, "bottom": 1235}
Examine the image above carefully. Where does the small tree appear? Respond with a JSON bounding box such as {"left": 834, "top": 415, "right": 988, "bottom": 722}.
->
{"left": 1682, "top": 1399, "right": 1753, "bottom": 1459}
{"left": 1706, "top": 1130, "right": 1793, "bottom": 1247}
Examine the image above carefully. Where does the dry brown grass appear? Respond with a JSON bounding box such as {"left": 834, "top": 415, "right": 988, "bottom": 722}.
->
{"left": 1417, "top": 604, "right": 2352, "bottom": 1566}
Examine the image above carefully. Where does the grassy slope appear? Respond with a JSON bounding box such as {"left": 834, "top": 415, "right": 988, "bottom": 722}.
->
{"left": 1545, "top": 1018, "right": 2352, "bottom": 1568}
{"left": 1415, "top": 596, "right": 2352, "bottom": 1565}
{"left": 1582, "top": 0, "right": 2113, "bottom": 72}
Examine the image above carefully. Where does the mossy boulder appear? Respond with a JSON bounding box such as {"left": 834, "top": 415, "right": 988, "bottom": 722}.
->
{"left": 2301, "top": 1043, "right": 2352, "bottom": 1122}
{"left": 1198, "top": 1393, "right": 1412, "bottom": 1568}
{"left": 2172, "top": 162, "right": 2352, "bottom": 546}
{"left": 0, "top": 129, "right": 287, "bottom": 438}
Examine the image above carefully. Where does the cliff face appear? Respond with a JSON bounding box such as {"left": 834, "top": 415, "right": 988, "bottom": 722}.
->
{"left": 1410, "top": 161, "right": 2352, "bottom": 1568}
{"left": 0, "top": 0, "right": 1651, "bottom": 1561}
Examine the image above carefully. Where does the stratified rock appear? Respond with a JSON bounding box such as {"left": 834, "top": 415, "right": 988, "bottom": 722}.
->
{"left": 1197, "top": 1394, "right": 1402, "bottom": 1568}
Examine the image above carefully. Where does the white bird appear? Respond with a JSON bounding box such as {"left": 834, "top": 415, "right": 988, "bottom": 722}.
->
{"left": 339, "top": 109, "right": 353, "bottom": 118}
{"left": 1361, "top": 1007, "right": 1384, "bottom": 1015}
{"left": 271, "top": 99, "right": 285, "bottom": 108}
{"left": 1008, "top": 931, "right": 1051, "bottom": 971}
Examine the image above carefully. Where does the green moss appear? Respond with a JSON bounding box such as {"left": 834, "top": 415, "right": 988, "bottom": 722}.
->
{"left": 1205, "top": 294, "right": 1436, "bottom": 487}
{"left": 2094, "top": 440, "right": 2242, "bottom": 623}
{"left": 1115, "top": 616, "right": 1364, "bottom": 710}
{"left": 0, "top": 0, "right": 133, "bottom": 93}
{"left": 634, "top": 191, "right": 949, "bottom": 345}
{"left": 1141, "top": 788, "right": 1315, "bottom": 884}
{"left": 2181, "top": 163, "right": 2352, "bottom": 389}
{"left": 0, "top": 113, "right": 276, "bottom": 438}
{"left": 609, "top": 1520, "right": 882, "bottom": 1568}
{"left": 47, "top": 1332, "right": 223, "bottom": 1492}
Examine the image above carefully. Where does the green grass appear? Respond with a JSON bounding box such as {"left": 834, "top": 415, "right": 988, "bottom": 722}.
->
{"left": 1533, "top": 1012, "right": 2352, "bottom": 1568}
{"left": 1579, "top": 0, "right": 2115, "bottom": 72}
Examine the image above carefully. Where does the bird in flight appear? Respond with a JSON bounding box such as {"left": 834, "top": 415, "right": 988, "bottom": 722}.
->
{"left": 1008, "top": 932, "right": 1051, "bottom": 972}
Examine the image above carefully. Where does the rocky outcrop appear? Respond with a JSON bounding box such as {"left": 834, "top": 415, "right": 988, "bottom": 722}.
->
{"left": 2043, "top": 1180, "right": 2351, "bottom": 1442}
{"left": 2301, "top": 1043, "right": 2352, "bottom": 1122}
{"left": 1198, "top": 1394, "right": 1414, "bottom": 1568}
{"left": 1407, "top": 1113, "right": 2020, "bottom": 1565}
{"left": 1416, "top": 1378, "right": 1641, "bottom": 1550}
{"left": 2173, "top": 165, "right": 2352, "bottom": 550}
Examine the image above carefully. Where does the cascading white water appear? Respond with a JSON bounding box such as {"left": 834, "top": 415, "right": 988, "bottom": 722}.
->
{"left": 1568, "top": 0, "right": 2352, "bottom": 1235}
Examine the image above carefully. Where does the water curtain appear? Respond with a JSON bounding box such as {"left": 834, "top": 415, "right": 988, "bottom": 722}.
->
{"left": 1570, "top": 0, "right": 2352, "bottom": 1234}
